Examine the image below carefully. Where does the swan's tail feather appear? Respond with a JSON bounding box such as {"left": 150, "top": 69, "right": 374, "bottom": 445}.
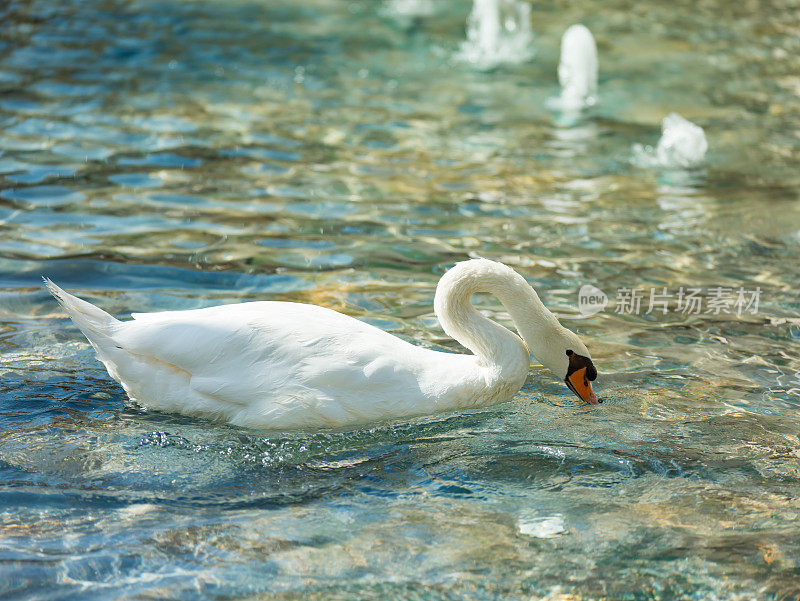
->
{"left": 44, "top": 278, "right": 121, "bottom": 347}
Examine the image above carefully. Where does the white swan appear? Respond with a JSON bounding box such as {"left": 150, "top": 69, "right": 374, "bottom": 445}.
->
{"left": 45, "top": 259, "right": 598, "bottom": 430}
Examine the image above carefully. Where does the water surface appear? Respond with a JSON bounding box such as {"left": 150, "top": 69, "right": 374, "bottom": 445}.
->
{"left": 2, "top": 0, "right": 800, "bottom": 599}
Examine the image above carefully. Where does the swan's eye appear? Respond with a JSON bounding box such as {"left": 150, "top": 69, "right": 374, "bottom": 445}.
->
{"left": 566, "top": 349, "right": 574, "bottom": 356}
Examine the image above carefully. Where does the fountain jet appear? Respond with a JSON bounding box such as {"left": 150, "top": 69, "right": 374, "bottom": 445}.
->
{"left": 456, "top": 0, "right": 534, "bottom": 70}
{"left": 557, "top": 25, "right": 598, "bottom": 110}
{"left": 633, "top": 113, "right": 708, "bottom": 169}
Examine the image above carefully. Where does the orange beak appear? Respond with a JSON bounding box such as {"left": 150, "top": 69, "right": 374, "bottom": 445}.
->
{"left": 565, "top": 367, "right": 599, "bottom": 405}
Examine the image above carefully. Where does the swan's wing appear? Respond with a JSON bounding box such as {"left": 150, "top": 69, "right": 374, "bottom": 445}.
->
{"left": 118, "top": 302, "right": 294, "bottom": 380}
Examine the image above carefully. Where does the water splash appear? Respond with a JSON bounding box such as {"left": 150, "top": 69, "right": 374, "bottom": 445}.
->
{"left": 549, "top": 24, "right": 598, "bottom": 113}
{"left": 518, "top": 514, "right": 566, "bottom": 538}
{"left": 632, "top": 113, "right": 708, "bottom": 169}
{"left": 456, "top": 0, "right": 534, "bottom": 70}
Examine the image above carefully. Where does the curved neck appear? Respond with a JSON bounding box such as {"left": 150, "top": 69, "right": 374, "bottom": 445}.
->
{"left": 433, "top": 259, "right": 560, "bottom": 371}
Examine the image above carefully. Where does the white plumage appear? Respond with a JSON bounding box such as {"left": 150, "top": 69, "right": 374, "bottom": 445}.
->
{"left": 46, "top": 259, "right": 597, "bottom": 429}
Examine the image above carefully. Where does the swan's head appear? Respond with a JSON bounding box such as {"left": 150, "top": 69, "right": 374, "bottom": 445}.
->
{"left": 534, "top": 327, "right": 599, "bottom": 405}
{"left": 563, "top": 348, "right": 599, "bottom": 404}
{"left": 433, "top": 257, "right": 599, "bottom": 404}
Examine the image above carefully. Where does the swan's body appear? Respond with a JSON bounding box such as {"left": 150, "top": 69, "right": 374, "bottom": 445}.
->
{"left": 46, "top": 259, "right": 598, "bottom": 430}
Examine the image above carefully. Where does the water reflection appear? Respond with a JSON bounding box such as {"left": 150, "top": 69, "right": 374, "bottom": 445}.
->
{"left": 0, "top": 0, "right": 799, "bottom": 599}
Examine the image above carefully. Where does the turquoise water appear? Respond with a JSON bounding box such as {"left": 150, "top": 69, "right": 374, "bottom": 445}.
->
{"left": 2, "top": 0, "right": 800, "bottom": 598}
